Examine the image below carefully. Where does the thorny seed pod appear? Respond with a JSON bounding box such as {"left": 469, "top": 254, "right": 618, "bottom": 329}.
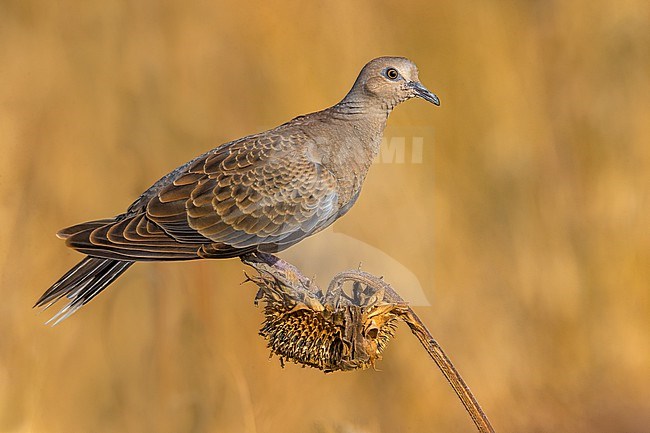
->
{"left": 259, "top": 282, "right": 400, "bottom": 372}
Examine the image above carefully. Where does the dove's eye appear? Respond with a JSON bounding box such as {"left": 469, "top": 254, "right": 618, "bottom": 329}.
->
{"left": 384, "top": 68, "right": 399, "bottom": 80}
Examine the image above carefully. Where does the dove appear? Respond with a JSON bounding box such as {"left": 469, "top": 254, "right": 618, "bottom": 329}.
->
{"left": 35, "top": 56, "right": 439, "bottom": 323}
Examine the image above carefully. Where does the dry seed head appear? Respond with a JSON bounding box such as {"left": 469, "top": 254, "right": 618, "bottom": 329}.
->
{"left": 260, "top": 299, "right": 399, "bottom": 373}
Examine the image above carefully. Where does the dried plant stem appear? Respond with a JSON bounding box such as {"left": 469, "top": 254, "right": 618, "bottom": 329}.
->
{"left": 402, "top": 310, "right": 495, "bottom": 433}
{"left": 241, "top": 252, "right": 496, "bottom": 433}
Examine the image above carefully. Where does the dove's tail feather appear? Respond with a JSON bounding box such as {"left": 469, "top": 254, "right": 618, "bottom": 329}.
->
{"left": 34, "top": 256, "right": 134, "bottom": 325}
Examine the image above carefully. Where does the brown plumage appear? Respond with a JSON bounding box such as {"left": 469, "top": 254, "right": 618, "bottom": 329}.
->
{"left": 35, "top": 56, "right": 440, "bottom": 323}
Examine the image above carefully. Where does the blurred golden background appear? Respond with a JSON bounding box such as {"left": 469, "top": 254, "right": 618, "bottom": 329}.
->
{"left": 1, "top": 1, "right": 648, "bottom": 432}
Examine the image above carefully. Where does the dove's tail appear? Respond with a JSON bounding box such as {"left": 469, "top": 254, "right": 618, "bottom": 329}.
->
{"left": 34, "top": 256, "right": 134, "bottom": 325}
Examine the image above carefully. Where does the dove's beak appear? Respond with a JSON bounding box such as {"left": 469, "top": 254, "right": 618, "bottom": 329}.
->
{"left": 409, "top": 81, "right": 440, "bottom": 106}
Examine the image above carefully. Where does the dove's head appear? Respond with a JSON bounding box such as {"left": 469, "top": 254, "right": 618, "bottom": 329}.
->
{"left": 341, "top": 56, "right": 440, "bottom": 112}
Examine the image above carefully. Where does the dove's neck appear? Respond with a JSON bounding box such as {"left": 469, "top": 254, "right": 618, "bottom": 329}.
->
{"left": 310, "top": 96, "right": 392, "bottom": 205}
{"left": 332, "top": 90, "right": 392, "bottom": 118}
{"left": 330, "top": 92, "right": 391, "bottom": 152}
{"left": 329, "top": 92, "right": 391, "bottom": 158}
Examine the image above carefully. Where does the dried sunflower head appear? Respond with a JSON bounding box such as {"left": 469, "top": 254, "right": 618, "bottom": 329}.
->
{"left": 259, "top": 294, "right": 401, "bottom": 372}
{"left": 242, "top": 253, "right": 495, "bottom": 433}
